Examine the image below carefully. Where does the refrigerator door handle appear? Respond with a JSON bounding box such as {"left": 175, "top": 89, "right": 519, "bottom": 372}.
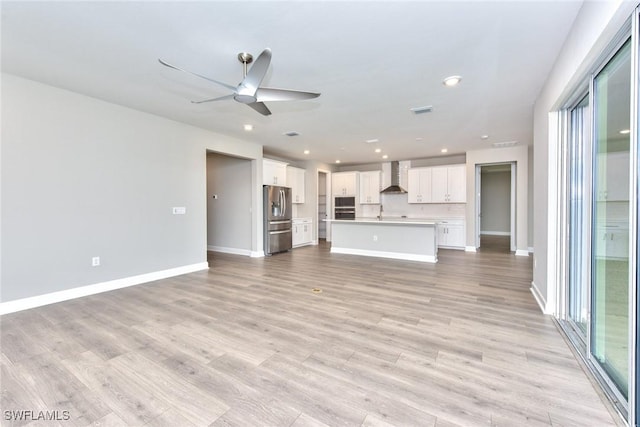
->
{"left": 281, "top": 189, "right": 286, "bottom": 217}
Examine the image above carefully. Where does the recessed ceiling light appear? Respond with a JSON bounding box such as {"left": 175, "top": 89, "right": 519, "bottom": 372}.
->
{"left": 374, "top": 148, "right": 382, "bottom": 153}
{"left": 303, "top": 150, "right": 310, "bottom": 155}
{"left": 415, "top": 137, "right": 424, "bottom": 142}
{"left": 365, "top": 139, "right": 379, "bottom": 144}
{"left": 441, "top": 148, "right": 448, "bottom": 153}
{"left": 480, "top": 134, "right": 489, "bottom": 140}
{"left": 620, "top": 129, "right": 630, "bottom": 134}
{"left": 243, "top": 124, "right": 253, "bottom": 131}
{"left": 443, "top": 75, "right": 462, "bottom": 87}
{"left": 335, "top": 160, "right": 341, "bottom": 164}
{"left": 382, "top": 154, "right": 389, "bottom": 159}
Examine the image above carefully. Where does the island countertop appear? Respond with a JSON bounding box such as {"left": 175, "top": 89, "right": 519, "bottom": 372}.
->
{"left": 326, "top": 217, "right": 438, "bottom": 225}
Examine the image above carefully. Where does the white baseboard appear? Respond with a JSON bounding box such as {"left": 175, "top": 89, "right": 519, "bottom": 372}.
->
{"left": 480, "top": 231, "right": 511, "bottom": 236}
{"left": 465, "top": 246, "right": 477, "bottom": 252}
{"left": 530, "top": 281, "right": 552, "bottom": 314}
{"left": 0, "top": 262, "right": 209, "bottom": 315}
{"left": 209, "top": 246, "right": 266, "bottom": 258}
{"left": 331, "top": 247, "right": 437, "bottom": 263}
{"left": 515, "top": 249, "right": 529, "bottom": 257}
{"left": 207, "top": 245, "right": 253, "bottom": 256}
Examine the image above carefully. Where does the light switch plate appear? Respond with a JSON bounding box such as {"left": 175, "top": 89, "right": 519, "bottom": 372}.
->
{"left": 172, "top": 207, "right": 186, "bottom": 215}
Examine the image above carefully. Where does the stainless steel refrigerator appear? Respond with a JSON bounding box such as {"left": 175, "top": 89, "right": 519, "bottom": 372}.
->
{"left": 263, "top": 185, "right": 292, "bottom": 255}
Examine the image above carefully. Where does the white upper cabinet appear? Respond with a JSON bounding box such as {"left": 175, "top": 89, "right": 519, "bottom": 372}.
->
{"left": 332, "top": 172, "right": 359, "bottom": 197}
{"left": 263, "top": 159, "right": 288, "bottom": 186}
{"left": 431, "top": 165, "right": 466, "bottom": 203}
{"left": 359, "top": 171, "right": 381, "bottom": 204}
{"left": 407, "top": 168, "right": 432, "bottom": 203}
{"left": 408, "top": 164, "right": 465, "bottom": 204}
{"left": 287, "top": 166, "right": 306, "bottom": 204}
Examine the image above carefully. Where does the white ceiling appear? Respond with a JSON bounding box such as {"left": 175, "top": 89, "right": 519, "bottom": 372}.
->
{"left": 1, "top": 1, "right": 583, "bottom": 165}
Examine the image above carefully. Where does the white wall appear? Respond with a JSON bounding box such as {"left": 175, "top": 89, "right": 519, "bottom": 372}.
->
{"left": 1, "top": 73, "right": 262, "bottom": 304}
{"left": 206, "top": 153, "right": 252, "bottom": 254}
{"left": 532, "top": 1, "right": 635, "bottom": 313}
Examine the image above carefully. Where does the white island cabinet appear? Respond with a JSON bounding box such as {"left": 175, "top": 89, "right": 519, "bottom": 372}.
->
{"left": 328, "top": 218, "right": 438, "bottom": 263}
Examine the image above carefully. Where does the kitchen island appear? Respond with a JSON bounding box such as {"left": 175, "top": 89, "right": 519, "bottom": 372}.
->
{"left": 327, "top": 218, "right": 438, "bottom": 263}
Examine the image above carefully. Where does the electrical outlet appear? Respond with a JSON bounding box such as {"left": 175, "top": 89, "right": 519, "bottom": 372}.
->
{"left": 373, "top": 235, "right": 378, "bottom": 241}
{"left": 92, "top": 256, "right": 100, "bottom": 267}
{"left": 172, "top": 207, "right": 186, "bottom": 215}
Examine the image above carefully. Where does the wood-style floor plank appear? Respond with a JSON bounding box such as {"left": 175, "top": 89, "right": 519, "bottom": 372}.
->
{"left": 1, "top": 241, "right": 619, "bottom": 426}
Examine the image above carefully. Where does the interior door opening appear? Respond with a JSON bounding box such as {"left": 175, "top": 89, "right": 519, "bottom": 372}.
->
{"left": 476, "top": 162, "right": 515, "bottom": 253}
{"left": 206, "top": 150, "right": 253, "bottom": 257}
{"left": 317, "top": 170, "right": 330, "bottom": 242}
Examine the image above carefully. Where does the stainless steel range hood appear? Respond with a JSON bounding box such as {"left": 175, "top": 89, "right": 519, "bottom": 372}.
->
{"left": 380, "top": 161, "right": 407, "bottom": 193}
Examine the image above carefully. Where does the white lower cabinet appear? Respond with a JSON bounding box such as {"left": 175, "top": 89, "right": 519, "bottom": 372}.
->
{"left": 437, "top": 219, "right": 465, "bottom": 249}
{"left": 293, "top": 218, "right": 313, "bottom": 247}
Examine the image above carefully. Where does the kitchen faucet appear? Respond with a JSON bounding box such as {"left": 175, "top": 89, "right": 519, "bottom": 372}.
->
{"left": 378, "top": 204, "right": 383, "bottom": 220}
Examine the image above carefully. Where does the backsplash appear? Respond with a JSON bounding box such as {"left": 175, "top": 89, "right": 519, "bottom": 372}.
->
{"left": 360, "top": 193, "right": 465, "bottom": 218}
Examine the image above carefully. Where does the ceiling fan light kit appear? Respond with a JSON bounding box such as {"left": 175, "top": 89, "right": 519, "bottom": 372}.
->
{"left": 159, "top": 48, "right": 320, "bottom": 116}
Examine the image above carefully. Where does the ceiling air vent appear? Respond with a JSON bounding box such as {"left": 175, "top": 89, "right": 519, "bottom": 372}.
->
{"left": 284, "top": 131, "right": 300, "bottom": 137}
{"left": 492, "top": 141, "right": 518, "bottom": 148}
{"left": 410, "top": 105, "right": 433, "bottom": 115}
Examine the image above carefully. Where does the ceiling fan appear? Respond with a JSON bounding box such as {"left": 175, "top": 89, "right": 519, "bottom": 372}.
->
{"left": 159, "top": 48, "right": 320, "bottom": 116}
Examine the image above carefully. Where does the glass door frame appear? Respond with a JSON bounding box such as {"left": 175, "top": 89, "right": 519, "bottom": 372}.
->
{"left": 561, "top": 91, "right": 592, "bottom": 349}
{"left": 630, "top": 10, "right": 639, "bottom": 427}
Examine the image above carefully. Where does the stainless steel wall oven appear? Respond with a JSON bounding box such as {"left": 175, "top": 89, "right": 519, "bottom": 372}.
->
{"left": 334, "top": 196, "right": 355, "bottom": 220}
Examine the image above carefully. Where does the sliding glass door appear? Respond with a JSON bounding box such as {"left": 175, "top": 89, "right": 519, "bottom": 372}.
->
{"left": 591, "top": 39, "right": 631, "bottom": 400}
{"left": 561, "top": 27, "right": 636, "bottom": 422}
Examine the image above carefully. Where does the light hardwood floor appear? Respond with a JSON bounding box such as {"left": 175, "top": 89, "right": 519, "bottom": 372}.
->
{"left": 1, "top": 242, "right": 618, "bottom": 426}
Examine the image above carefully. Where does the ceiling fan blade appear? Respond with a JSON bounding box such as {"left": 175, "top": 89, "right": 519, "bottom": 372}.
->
{"left": 256, "top": 87, "right": 321, "bottom": 102}
{"left": 240, "top": 48, "right": 272, "bottom": 94}
{"left": 158, "top": 59, "right": 236, "bottom": 91}
{"left": 191, "top": 94, "right": 234, "bottom": 104}
{"left": 247, "top": 102, "right": 272, "bottom": 116}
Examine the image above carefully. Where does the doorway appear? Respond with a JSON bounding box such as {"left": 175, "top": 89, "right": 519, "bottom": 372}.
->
{"left": 317, "top": 170, "right": 330, "bottom": 241}
{"left": 206, "top": 151, "right": 253, "bottom": 256}
{"left": 475, "top": 162, "right": 516, "bottom": 253}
